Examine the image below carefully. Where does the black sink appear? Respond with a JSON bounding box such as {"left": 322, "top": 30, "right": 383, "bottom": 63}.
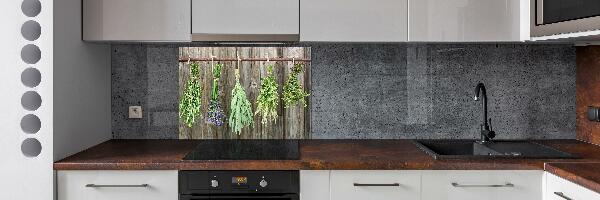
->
{"left": 413, "top": 140, "right": 577, "bottom": 160}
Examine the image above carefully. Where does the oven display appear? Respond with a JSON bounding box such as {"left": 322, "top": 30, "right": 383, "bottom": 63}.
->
{"left": 232, "top": 176, "right": 248, "bottom": 185}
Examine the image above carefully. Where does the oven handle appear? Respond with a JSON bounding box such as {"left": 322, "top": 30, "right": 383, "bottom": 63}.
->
{"left": 180, "top": 194, "right": 298, "bottom": 200}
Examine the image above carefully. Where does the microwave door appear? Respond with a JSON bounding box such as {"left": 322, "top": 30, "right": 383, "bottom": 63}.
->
{"left": 538, "top": 0, "right": 600, "bottom": 25}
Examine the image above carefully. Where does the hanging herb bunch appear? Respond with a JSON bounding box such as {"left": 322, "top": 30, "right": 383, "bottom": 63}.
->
{"left": 179, "top": 62, "right": 202, "bottom": 128}
{"left": 283, "top": 63, "right": 309, "bottom": 108}
{"left": 206, "top": 63, "right": 225, "bottom": 126}
{"left": 229, "top": 69, "right": 254, "bottom": 135}
{"left": 255, "top": 65, "right": 279, "bottom": 125}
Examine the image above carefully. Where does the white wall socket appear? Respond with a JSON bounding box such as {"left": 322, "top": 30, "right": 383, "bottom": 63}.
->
{"left": 128, "top": 106, "right": 143, "bottom": 119}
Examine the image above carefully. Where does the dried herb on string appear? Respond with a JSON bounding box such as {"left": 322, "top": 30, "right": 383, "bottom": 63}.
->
{"left": 179, "top": 62, "right": 202, "bottom": 128}
{"left": 283, "top": 63, "right": 309, "bottom": 108}
{"left": 206, "top": 63, "right": 225, "bottom": 126}
{"left": 229, "top": 69, "right": 254, "bottom": 134}
{"left": 255, "top": 65, "right": 279, "bottom": 125}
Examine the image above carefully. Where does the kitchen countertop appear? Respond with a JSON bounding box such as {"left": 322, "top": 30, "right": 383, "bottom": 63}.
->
{"left": 545, "top": 162, "right": 600, "bottom": 194}
{"left": 54, "top": 139, "right": 600, "bottom": 170}
{"left": 54, "top": 139, "right": 600, "bottom": 193}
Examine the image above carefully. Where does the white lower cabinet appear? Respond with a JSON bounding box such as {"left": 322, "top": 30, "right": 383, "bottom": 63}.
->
{"left": 57, "top": 170, "right": 178, "bottom": 200}
{"left": 57, "top": 170, "right": 599, "bottom": 200}
{"left": 301, "top": 170, "right": 331, "bottom": 200}
{"left": 330, "top": 170, "right": 421, "bottom": 200}
{"left": 545, "top": 172, "right": 600, "bottom": 200}
{"left": 421, "top": 170, "right": 543, "bottom": 200}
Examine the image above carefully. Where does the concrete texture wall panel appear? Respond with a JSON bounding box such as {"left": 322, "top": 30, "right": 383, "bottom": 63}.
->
{"left": 111, "top": 44, "right": 576, "bottom": 140}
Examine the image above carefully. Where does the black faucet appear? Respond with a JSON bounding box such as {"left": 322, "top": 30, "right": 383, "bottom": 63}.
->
{"left": 474, "top": 83, "right": 495, "bottom": 143}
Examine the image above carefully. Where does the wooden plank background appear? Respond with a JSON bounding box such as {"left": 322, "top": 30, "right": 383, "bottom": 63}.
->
{"left": 178, "top": 47, "right": 311, "bottom": 139}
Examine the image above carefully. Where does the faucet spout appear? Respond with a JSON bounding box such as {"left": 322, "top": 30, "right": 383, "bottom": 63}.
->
{"left": 474, "top": 83, "right": 495, "bottom": 142}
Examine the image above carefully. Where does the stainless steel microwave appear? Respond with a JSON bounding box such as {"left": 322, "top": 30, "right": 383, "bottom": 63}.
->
{"left": 532, "top": 0, "right": 600, "bottom": 37}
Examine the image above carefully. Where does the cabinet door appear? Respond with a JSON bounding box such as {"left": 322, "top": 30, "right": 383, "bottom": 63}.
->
{"left": 191, "top": 0, "right": 299, "bottom": 41}
{"left": 57, "top": 170, "right": 178, "bottom": 200}
{"left": 409, "top": 0, "right": 529, "bottom": 42}
{"left": 300, "top": 0, "right": 408, "bottom": 42}
{"left": 330, "top": 170, "right": 420, "bottom": 200}
{"left": 421, "top": 170, "right": 543, "bottom": 200}
{"left": 82, "top": 0, "right": 191, "bottom": 41}
{"left": 545, "top": 172, "right": 600, "bottom": 200}
{"left": 300, "top": 171, "right": 330, "bottom": 200}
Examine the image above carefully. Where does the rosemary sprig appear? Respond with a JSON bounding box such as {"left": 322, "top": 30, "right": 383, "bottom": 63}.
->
{"left": 255, "top": 65, "right": 279, "bottom": 125}
{"left": 179, "top": 62, "right": 202, "bottom": 128}
{"left": 283, "top": 63, "right": 309, "bottom": 108}
{"left": 229, "top": 69, "right": 254, "bottom": 134}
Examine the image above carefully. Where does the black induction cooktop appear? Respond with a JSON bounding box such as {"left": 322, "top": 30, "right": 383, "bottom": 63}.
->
{"left": 183, "top": 140, "right": 300, "bottom": 160}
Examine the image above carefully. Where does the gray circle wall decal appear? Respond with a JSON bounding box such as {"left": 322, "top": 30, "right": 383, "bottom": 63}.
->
{"left": 21, "top": 91, "right": 42, "bottom": 111}
{"left": 21, "top": 44, "right": 41, "bottom": 64}
{"left": 20, "top": 114, "right": 41, "bottom": 134}
{"left": 21, "top": 68, "right": 41, "bottom": 88}
{"left": 21, "top": 0, "right": 41, "bottom": 17}
{"left": 21, "top": 20, "right": 41, "bottom": 41}
{"left": 21, "top": 138, "right": 42, "bottom": 157}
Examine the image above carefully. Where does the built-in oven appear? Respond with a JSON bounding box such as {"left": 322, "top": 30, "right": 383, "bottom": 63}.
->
{"left": 532, "top": 0, "right": 600, "bottom": 37}
{"left": 179, "top": 171, "right": 299, "bottom": 200}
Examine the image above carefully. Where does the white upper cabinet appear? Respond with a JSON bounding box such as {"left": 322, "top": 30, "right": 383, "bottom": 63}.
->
{"left": 191, "top": 0, "right": 300, "bottom": 41}
{"left": 300, "top": 0, "right": 408, "bottom": 42}
{"left": 409, "top": 0, "right": 530, "bottom": 42}
{"left": 82, "top": 0, "right": 191, "bottom": 42}
{"left": 81, "top": 0, "right": 532, "bottom": 42}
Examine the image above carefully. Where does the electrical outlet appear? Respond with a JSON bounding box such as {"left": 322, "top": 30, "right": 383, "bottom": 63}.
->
{"left": 129, "top": 106, "right": 143, "bottom": 119}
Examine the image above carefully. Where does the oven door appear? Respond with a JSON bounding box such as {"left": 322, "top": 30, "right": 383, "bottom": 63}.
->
{"left": 180, "top": 194, "right": 299, "bottom": 200}
{"left": 532, "top": 0, "right": 600, "bottom": 37}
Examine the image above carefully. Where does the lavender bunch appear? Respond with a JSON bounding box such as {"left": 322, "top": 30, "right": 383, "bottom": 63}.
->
{"left": 206, "top": 63, "right": 225, "bottom": 126}
{"left": 206, "top": 100, "right": 225, "bottom": 126}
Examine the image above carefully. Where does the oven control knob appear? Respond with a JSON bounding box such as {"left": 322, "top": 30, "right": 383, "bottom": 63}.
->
{"left": 259, "top": 179, "right": 268, "bottom": 188}
{"left": 211, "top": 180, "right": 219, "bottom": 188}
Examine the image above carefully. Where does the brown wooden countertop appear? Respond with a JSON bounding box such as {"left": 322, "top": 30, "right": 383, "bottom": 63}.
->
{"left": 54, "top": 139, "right": 600, "bottom": 171}
{"left": 545, "top": 162, "right": 600, "bottom": 194}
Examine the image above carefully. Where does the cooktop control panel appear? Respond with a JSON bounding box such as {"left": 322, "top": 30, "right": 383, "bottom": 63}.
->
{"left": 179, "top": 170, "right": 299, "bottom": 194}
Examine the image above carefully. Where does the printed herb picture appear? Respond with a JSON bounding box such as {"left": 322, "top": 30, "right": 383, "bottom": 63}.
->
{"left": 178, "top": 47, "right": 310, "bottom": 139}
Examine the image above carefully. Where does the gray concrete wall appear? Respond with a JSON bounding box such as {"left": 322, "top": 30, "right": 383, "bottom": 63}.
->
{"left": 112, "top": 45, "right": 179, "bottom": 139}
{"left": 112, "top": 44, "right": 576, "bottom": 139}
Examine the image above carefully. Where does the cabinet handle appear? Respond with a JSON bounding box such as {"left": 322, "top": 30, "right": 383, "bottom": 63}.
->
{"left": 451, "top": 182, "right": 514, "bottom": 188}
{"left": 553, "top": 192, "right": 573, "bottom": 200}
{"left": 85, "top": 184, "right": 149, "bottom": 188}
{"left": 353, "top": 183, "right": 400, "bottom": 187}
